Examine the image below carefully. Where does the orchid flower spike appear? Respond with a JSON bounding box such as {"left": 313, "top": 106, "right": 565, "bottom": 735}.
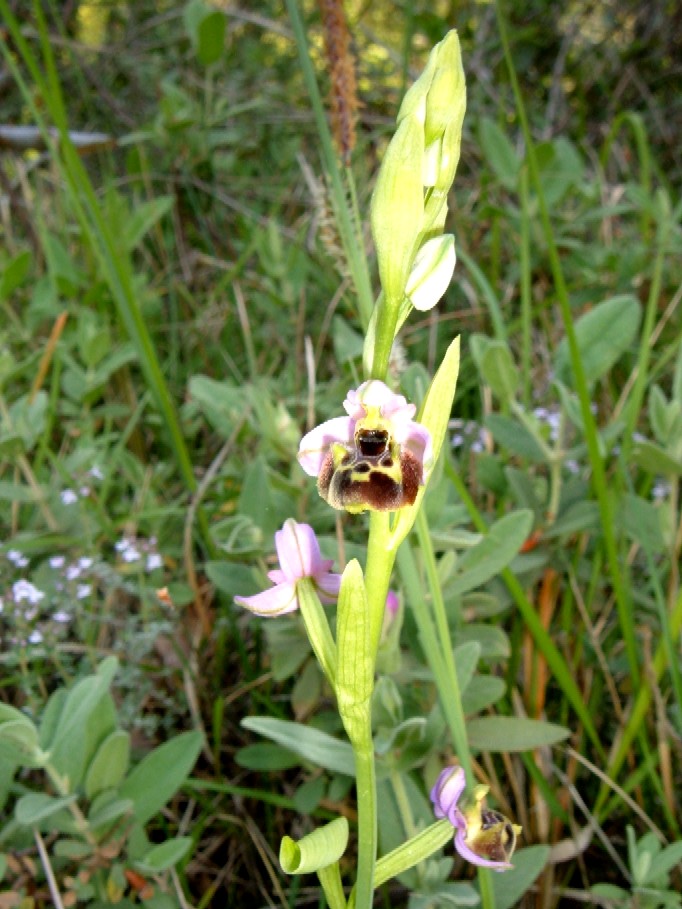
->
{"left": 298, "top": 380, "right": 433, "bottom": 514}
{"left": 430, "top": 766, "right": 521, "bottom": 871}
{"left": 234, "top": 519, "right": 341, "bottom": 617}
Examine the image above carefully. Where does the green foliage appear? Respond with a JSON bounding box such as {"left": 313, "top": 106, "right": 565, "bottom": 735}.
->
{"left": 0, "top": 660, "right": 201, "bottom": 905}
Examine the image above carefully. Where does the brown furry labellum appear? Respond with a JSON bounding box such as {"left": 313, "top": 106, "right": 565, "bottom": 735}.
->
{"left": 470, "top": 810, "right": 519, "bottom": 864}
{"left": 317, "top": 427, "right": 421, "bottom": 513}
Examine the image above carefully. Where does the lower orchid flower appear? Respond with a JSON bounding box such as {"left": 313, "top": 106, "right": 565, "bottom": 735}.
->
{"left": 298, "top": 380, "right": 433, "bottom": 513}
{"left": 234, "top": 519, "right": 341, "bottom": 617}
{"left": 430, "top": 766, "right": 521, "bottom": 871}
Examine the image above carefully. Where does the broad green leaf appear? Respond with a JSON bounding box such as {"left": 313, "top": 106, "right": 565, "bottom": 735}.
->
{"left": 617, "top": 493, "right": 665, "bottom": 553}
{"left": 448, "top": 510, "right": 533, "bottom": 597}
{"left": 554, "top": 294, "right": 641, "bottom": 387}
{"left": 88, "top": 792, "right": 134, "bottom": 831}
{"left": 0, "top": 249, "right": 31, "bottom": 300}
{"left": 544, "top": 501, "right": 600, "bottom": 538}
{"left": 485, "top": 414, "right": 547, "bottom": 463}
{"left": 453, "top": 641, "right": 481, "bottom": 694}
{"left": 235, "top": 743, "right": 301, "bottom": 772}
{"left": 456, "top": 624, "right": 510, "bottom": 661}
{"left": 184, "top": 0, "right": 226, "bottom": 65}
{"left": 0, "top": 706, "right": 44, "bottom": 766}
{"left": 293, "top": 776, "right": 326, "bottom": 814}
{"left": 632, "top": 439, "right": 682, "bottom": 476}
{"left": 48, "top": 657, "right": 118, "bottom": 789}
{"left": 85, "top": 730, "right": 130, "bottom": 798}
{"left": 206, "top": 561, "right": 260, "bottom": 599}
{"left": 478, "top": 117, "right": 520, "bottom": 189}
{"left": 461, "top": 675, "right": 506, "bottom": 715}
{"left": 280, "top": 817, "right": 349, "bottom": 874}
{"left": 241, "top": 717, "right": 355, "bottom": 777}
{"left": 188, "top": 375, "right": 244, "bottom": 438}
{"left": 135, "top": 836, "right": 193, "bottom": 873}
{"left": 15, "top": 793, "right": 77, "bottom": 827}
{"left": 647, "top": 841, "right": 682, "bottom": 884}
{"left": 118, "top": 730, "right": 203, "bottom": 827}
{"left": 470, "top": 334, "right": 519, "bottom": 403}
{"left": 487, "top": 846, "right": 550, "bottom": 909}
{"left": 467, "top": 716, "right": 570, "bottom": 752}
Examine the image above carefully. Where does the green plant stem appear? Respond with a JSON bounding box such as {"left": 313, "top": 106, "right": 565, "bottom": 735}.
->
{"left": 318, "top": 863, "right": 348, "bottom": 909}
{"left": 370, "top": 299, "right": 400, "bottom": 382}
{"left": 495, "top": 0, "right": 640, "bottom": 693}
{"left": 353, "top": 738, "right": 377, "bottom": 909}
{"left": 519, "top": 166, "right": 532, "bottom": 407}
{"left": 414, "top": 510, "right": 472, "bottom": 779}
{"left": 297, "top": 580, "right": 338, "bottom": 690}
{"left": 365, "top": 511, "right": 396, "bottom": 660}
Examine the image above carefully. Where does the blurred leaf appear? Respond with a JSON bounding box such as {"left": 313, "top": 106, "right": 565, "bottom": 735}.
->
{"left": 0, "top": 249, "right": 31, "bottom": 300}
{"left": 0, "top": 706, "right": 43, "bottom": 766}
{"left": 478, "top": 117, "right": 520, "bottom": 189}
{"left": 470, "top": 334, "right": 520, "bottom": 403}
{"left": 554, "top": 294, "right": 641, "bottom": 387}
{"left": 485, "top": 415, "right": 547, "bottom": 463}
{"left": 118, "top": 730, "right": 203, "bottom": 826}
{"left": 125, "top": 196, "right": 174, "bottom": 250}
{"left": 632, "top": 440, "right": 682, "bottom": 476}
{"left": 617, "top": 493, "right": 665, "bottom": 553}
{"left": 453, "top": 641, "right": 481, "bottom": 694}
{"left": 189, "top": 375, "right": 244, "bottom": 438}
{"left": 135, "top": 836, "right": 193, "bottom": 873}
{"left": 184, "top": 0, "right": 226, "bottom": 65}
{"left": 448, "top": 510, "right": 533, "bottom": 597}
{"left": 15, "top": 793, "right": 77, "bottom": 827}
{"left": 461, "top": 675, "right": 506, "bottom": 715}
{"left": 85, "top": 730, "right": 131, "bottom": 798}
{"left": 235, "top": 743, "right": 301, "bottom": 771}
{"left": 467, "top": 717, "right": 569, "bottom": 751}
{"left": 293, "top": 776, "right": 326, "bottom": 814}
{"left": 486, "top": 846, "right": 550, "bottom": 909}
{"left": 241, "top": 717, "right": 355, "bottom": 776}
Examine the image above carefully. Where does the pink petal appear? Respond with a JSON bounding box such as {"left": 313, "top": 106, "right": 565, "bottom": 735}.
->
{"left": 430, "top": 766, "right": 466, "bottom": 822}
{"left": 454, "top": 829, "right": 512, "bottom": 872}
{"left": 275, "top": 520, "right": 321, "bottom": 580}
{"left": 298, "top": 416, "right": 354, "bottom": 476}
{"left": 399, "top": 422, "right": 433, "bottom": 473}
{"left": 315, "top": 571, "right": 342, "bottom": 603}
{"left": 234, "top": 582, "right": 298, "bottom": 616}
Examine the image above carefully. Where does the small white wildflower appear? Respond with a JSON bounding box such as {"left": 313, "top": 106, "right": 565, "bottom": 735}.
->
{"left": 7, "top": 549, "right": 29, "bottom": 568}
{"left": 115, "top": 539, "right": 129, "bottom": 552}
{"left": 76, "top": 584, "right": 92, "bottom": 600}
{"left": 65, "top": 564, "right": 82, "bottom": 581}
{"left": 61, "top": 489, "right": 78, "bottom": 505}
{"left": 652, "top": 479, "right": 670, "bottom": 501}
{"left": 49, "top": 555, "right": 66, "bottom": 569}
{"left": 79, "top": 485, "right": 91, "bottom": 497}
{"left": 27, "top": 629, "right": 43, "bottom": 645}
{"left": 78, "top": 557, "right": 94, "bottom": 571}
{"left": 53, "top": 610, "right": 71, "bottom": 623}
{"left": 122, "top": 546, "right": 141, "bottom": 563}
{"left": 89, "top": 466, "right": 104, "bottom": 480}
{"left": 146, "top": 552, "right": 163, "bottom": 572}
{"left": 12, "top": 580, "right": 45, "bottom": 605}
{"left": 564, "top": 459, "right": 580, "bottom": 475}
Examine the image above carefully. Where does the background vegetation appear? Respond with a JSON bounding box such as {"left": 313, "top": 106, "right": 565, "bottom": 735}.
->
{"left": 1, "top": 1, "right": 681, "bottom": 907}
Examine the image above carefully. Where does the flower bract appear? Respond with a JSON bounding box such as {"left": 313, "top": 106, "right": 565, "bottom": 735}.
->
{"left": 234, "top": 519, "right": 341, "bottom": 617}
{"left": 430, "top": 766, "right": 521, "bottom": 871}
{"left": 298, "top": 381, "right": 432, "bottom": 513}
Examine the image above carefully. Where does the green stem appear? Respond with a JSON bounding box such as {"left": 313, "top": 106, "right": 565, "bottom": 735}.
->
{"left": 365, "top": 511, "right": 396, "bottom": 660}
{"left": 318, "top": 863, "right": 348, "bottom": 909}
{"left": 297, "top": 580, "right": 338, "bottom": 690}
{"left": 353, "top": 738, "right": 377, "bottom": 909}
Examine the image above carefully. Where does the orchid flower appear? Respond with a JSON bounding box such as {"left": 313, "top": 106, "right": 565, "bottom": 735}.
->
{"left": 298, "top": 380, "right": 433, "bottom": 513}
{"left": 430, "top": 766, "right": 521, "bottom": 871}
{"left": 234, "top": 519, "right": 341, "bottom": 617}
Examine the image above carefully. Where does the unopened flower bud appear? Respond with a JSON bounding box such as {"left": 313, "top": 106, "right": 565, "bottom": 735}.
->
{"left": 371, "top": 115, "right": 425, "bottom": 306}
{"left": 425, "top": 31, "right": 466, "bottom": 144}
{"left": 405, "top": 236, "right": 456, "bottom": 311}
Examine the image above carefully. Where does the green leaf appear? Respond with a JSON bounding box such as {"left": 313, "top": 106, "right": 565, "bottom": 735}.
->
{"left": 487, "top": 846, "right": 550, "bottom": 909}
{"left": 0, "top": 249, "right": 32, "bottom": 300}
{"left": 617, "top": 493, "right": 665, "bottom": 553}
{"left": 135, "top": 836, "right": 193, "bottom": 873}
{"left": 470, "top": 334, "right": 519, "bottom": 403}
{"left": 48, "top": 657, "right": 118, "bottom": 789}
{"left": 88, "top": 792, "right": 134, "bottom": 831}
{"left": 0, "top": 706, "right": 44, "bottom": 766}
{"left": 241, "top": 717, "right": 355, "bottom": 777}
{"left": 392, "top": 337, "right": 460, "bottom": 547}
{"left": 632, "top": 439, "right": 682, "bottom": 476}
{"left": 467, "top": 716, "right": 570, "bottom": 752}
{"left": 280, "top": 817, "right": 349, "bottom": 874}
{"left": 461, "top": 675, "right": 506, "bottom": 714}
{"left": 184, "top": 0, "right": 226, "bottom": 66}
{"left": 189, "top": 375, "right": 244, "bottom": 438}
{"left": 235, "top": 743, "right": 301, "bottom": 771}
{"left": 554, "top": 294, "right": 641, "bottom": 387}
{"left": 453, "top": 641, "right": 481, "bottom": 694}
{"left": 647, "top": 841, "right": 682, "bottom": 884}
{"left": 336, "top": 560, "right": 371, "bottom": 744}
{"left": 85, "top": 730, "right": 130, "bottom": 798}
{"left": 448, "top": 510, "right": 533, "bottom": 597}
{"left": 478, "top": 117, "right": 520, "bottom": 189}
{"left": 15, "top": 793, "right": 77, "bottom": 827}
{"left": 125, "top": 196, "right": 173, "bottom": 251}
{"left": 118, "top": 730, "right": 203, "bottom": 827}
{"left": 485, "top": 414, "right": 547, "bottom": 463}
